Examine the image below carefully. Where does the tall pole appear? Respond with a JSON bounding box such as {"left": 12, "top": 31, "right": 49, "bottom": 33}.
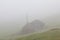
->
{"left": 26, "top": 11, "right": 29, "bottom": 24}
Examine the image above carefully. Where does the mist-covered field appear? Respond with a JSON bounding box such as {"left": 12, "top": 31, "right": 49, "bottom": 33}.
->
{"left": 15, "top": 28, "right": 60, "bottom": 40}
{"left": 0, "top": 0, "right": 60, "bottom": 40}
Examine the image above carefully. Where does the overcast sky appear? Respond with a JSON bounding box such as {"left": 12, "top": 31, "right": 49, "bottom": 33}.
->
{"left": 0, "top": 0, "right": 60, "bottom": 37}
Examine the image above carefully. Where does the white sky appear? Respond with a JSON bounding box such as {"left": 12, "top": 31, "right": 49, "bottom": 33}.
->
{"left": 0, "top": 0, "right": 60, "bottom": 37}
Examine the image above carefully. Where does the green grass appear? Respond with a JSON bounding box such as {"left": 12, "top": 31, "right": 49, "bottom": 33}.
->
{"left": 16, "top": 28, "right": 60, "bottom": 40}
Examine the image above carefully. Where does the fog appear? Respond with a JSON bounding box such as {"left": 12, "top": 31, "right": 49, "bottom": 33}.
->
{"left": 0, "top": 0, "right": 60, "bottom": 38}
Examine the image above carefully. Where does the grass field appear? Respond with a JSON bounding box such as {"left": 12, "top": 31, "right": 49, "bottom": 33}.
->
{"left": 16, "top": 28, "right": 60, "bottom": 40}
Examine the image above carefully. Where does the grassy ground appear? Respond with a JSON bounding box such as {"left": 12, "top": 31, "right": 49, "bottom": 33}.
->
{"left": 16, "top": 28, "right": 60, "bottom": 40}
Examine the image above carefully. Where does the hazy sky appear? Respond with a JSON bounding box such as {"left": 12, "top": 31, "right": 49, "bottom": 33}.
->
{"left": 0, "top": 0, "right": 60, "bottom": 37}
